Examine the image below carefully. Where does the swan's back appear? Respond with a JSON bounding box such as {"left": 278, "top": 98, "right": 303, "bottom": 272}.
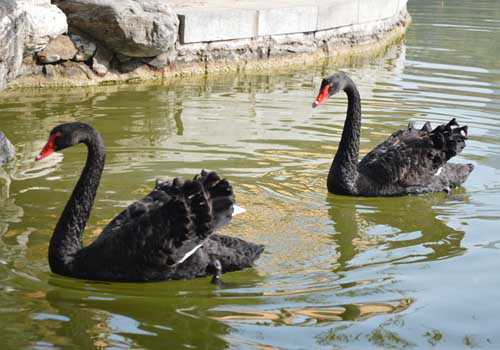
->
{"left": 358, "top": 119, "right": 473, "bottom": 195}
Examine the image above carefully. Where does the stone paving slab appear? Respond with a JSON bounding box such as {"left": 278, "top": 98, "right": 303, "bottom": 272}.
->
{"left": 174, "top": 0, "right": 406, "bottom": 44}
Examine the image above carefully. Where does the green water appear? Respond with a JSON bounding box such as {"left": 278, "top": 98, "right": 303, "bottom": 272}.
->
{"left": 1, "top": 0, "right": 500, "bottom": 348}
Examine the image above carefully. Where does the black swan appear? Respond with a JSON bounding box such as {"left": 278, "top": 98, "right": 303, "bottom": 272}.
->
{"left": 35, "top": 122, "right": 263, "bottom": 283}
{"left": 0, "top": 131, "right": 15, "bottom": 165}
{"left": 312, "top": 72, "right": 473, "bottom": 196}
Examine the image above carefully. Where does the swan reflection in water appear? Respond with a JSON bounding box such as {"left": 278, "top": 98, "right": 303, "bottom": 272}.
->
{"left": 40, "top": 271, "right": 411, "bottom": 349}
{"left": 0, "top": 143, "right": 63, "bottom": 237}
{"left": 42, "top": 274, "right": 265, "bottom": 349}
{"left": 0, "top": 169, "right": 23, "bottom": 237}
{"left": 0, "top": 158, "right": 23, "bottom": 238}
{"left": 327, "top": 193, "right": 467, "bottom": 273}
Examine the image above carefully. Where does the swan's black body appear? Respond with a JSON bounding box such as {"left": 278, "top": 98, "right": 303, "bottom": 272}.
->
{"left": 37, "top": 123, "right": 263, "bottom": 282}
{"left": 313, "top": 72, "right": 473, "bottom": 196}
{"left": 0, "top": 131, "right": 15, "bottom": 165}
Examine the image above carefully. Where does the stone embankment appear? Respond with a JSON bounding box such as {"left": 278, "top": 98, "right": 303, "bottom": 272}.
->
{"left": 0, "top": 0, "right": 410, "bottom": 90}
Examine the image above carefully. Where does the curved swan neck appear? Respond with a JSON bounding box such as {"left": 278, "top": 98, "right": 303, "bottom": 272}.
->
{"left": 49, "top": 129, "right": 105, "bottom": 274}
{"left": 328, "top": 77, "right": 361, "bottom": 194}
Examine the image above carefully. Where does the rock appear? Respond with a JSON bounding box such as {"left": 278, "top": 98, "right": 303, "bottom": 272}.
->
{"left": 115, "top": 53, "right": 133, "bottom": 63}
{"left": 36, "top": 35, "right": 78, "bottom": 64}
{"left": 91, "top": 43, "right": 113, "bottom": 76}
{"left": 91, "top": 60, "right": 108, "bottom": 77}
{"left": 76, "top": 62, "right": 95, "bottom": 79}
{"left": 70, "top": 34, "right": 96, "bottom": 62}
{"left": 42, "top": 64, "right": 56, "bottom": 78}
{"left": 1, "top": 0, "right": 68, "bottom": 90}
{"left": 22, "top": 0, "right": 68, "bottom": 54}
{"left": 118, "top": 59, "right": 144, "bottom": 74}
{"left": 0, "top": 132, "right": 15, "bottom": 166}
{"left": 0, "top": 0, "right": 27, "bottom": 91}
{"left": 60, "top": 61, "right": 85, "bottom": 78}
{"left": 54, "top": 0, "right": 179, "bottom": 57}
{"left": 143, "top": 51, "right": 175, "bottom": 69}
{"left": 17, "top": 56, "right": 44, "bottom": 77}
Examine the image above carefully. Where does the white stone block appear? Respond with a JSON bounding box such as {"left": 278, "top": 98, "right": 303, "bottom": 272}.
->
{"left": 317, "top": 0, "right": 358, "bottom": 30}
{"left": 398, "top": 0, "right": 408, "bottom": 12}
{"left": 257, "top": 6, "right": 317, "bottom": 36}
{"left": 178, "top": 8, "right": 257, "bottom": 43}
{"left": 358, "top": 0, "right": 399, "bottom": 23}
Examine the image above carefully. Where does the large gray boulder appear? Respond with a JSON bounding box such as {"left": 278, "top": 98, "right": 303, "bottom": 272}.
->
{"left": 0, "top": 1, "right": 26, "bottom": 91}
{"left": 54, "top": 0, "right": 179, "bottom": 57}
{"left": 0, "top": 0, "right": 67, "bottom": 90}
{"left": 23, "top": 0, "right": 68, "bottom": 53}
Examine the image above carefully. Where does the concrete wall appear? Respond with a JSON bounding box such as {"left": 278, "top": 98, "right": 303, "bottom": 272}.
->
{"left": 176, "top": 0, "right": 408, "bottom": 44}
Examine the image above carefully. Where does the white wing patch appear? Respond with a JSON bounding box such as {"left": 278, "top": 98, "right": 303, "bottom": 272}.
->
{"left": 435, "top": 166, "right": 443, "bottom": 177}
{"left": 232, "top": 205, "right": 246, "bottom": 216}
{"left": 176, "top": 243, "right": 203, "bottom": 264}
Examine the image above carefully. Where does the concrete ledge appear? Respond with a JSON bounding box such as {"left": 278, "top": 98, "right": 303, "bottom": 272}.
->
{"left": 358, "top": 0, "right": 400, "bottom": 23}
{"left": 178, "top": 8, "right": 257, "bottom": 44}
{"left": 258, "top": 6, "right": 317, "bottom": 36}
{"left": 174, "top": 0, "right": 407, "bottom": 44}
{"left": 317, "top": 0, "right": 357, "bottom": 30}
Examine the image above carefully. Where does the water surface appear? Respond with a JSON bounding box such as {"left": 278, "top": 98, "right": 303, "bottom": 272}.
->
{"left": 1, "top": 0, "right": 500, "bottom": 348}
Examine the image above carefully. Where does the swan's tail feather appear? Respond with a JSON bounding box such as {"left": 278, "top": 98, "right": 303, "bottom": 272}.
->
{"left": 428, "top": 118, "right": 468, "bottom": 161}
{"left": 421, "top": 121, "right": 432, "bottom": 132}
{"left": 436, "top": 163, "right": 474, "bottom": 189}
{"left": 207, "top": 235, "right": 264, "bottom": 272}
{"left": 194, "top": 170, "right": 235, "bottom": 230}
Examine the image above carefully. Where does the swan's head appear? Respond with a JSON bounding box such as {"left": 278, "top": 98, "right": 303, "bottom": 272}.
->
{"left": 35, "top": 122, "right": 95, "bottom": 161}
{"left": 312, "top": 72, "right": 349, "bottom": 108}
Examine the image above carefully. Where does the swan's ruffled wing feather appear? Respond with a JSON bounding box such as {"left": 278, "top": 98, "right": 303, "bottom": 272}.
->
{"left": 359, "top": 119, "right": 468, "bottom": 187}
{"left": 82, "top": 171, "right": 235, "bottom": 270}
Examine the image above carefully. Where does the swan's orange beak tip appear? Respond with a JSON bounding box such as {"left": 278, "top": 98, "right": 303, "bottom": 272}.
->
{"left": 35, "top": 133, "right": 58, "bottom": 161}
{"left": 35, "top": 147, "right": 54, "bottom": 161}
{"left": 312, "top": 85, "right": 330, "bottom": 108}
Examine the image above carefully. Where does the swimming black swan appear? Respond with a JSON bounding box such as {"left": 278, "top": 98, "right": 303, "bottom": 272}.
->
{"left": 35, "top": 122, "right": 263, "bottom": 283}
{"left": 312, "top": 72, "right": 473, "bottom": 196}
{"left": 0, "top": 131, "right": 15, "bottom": 165}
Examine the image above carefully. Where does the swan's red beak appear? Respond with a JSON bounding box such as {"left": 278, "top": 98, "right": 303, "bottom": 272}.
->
{"left": 35, "top": 133, "right": 59, "bottom": 161}
{"left": 312, "top": 85, "right": 331, "bottom": 108}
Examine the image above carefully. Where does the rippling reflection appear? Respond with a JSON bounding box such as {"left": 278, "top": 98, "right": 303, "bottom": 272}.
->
{"left": 328, "top": 194, "right": 467, "bottom": 273}
{"left": 1, "top": 0, "right": 500, "bottom": 348}
{"left": 212, "top": 299, "right": 412, "bottom": 325}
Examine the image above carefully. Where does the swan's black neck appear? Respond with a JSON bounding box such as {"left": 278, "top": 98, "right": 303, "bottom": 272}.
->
{"left": 49, "top": 129, "right": 105, "bottom": 275}
{"left": 328, "top": 77, "right": 361, "bottom": 194}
